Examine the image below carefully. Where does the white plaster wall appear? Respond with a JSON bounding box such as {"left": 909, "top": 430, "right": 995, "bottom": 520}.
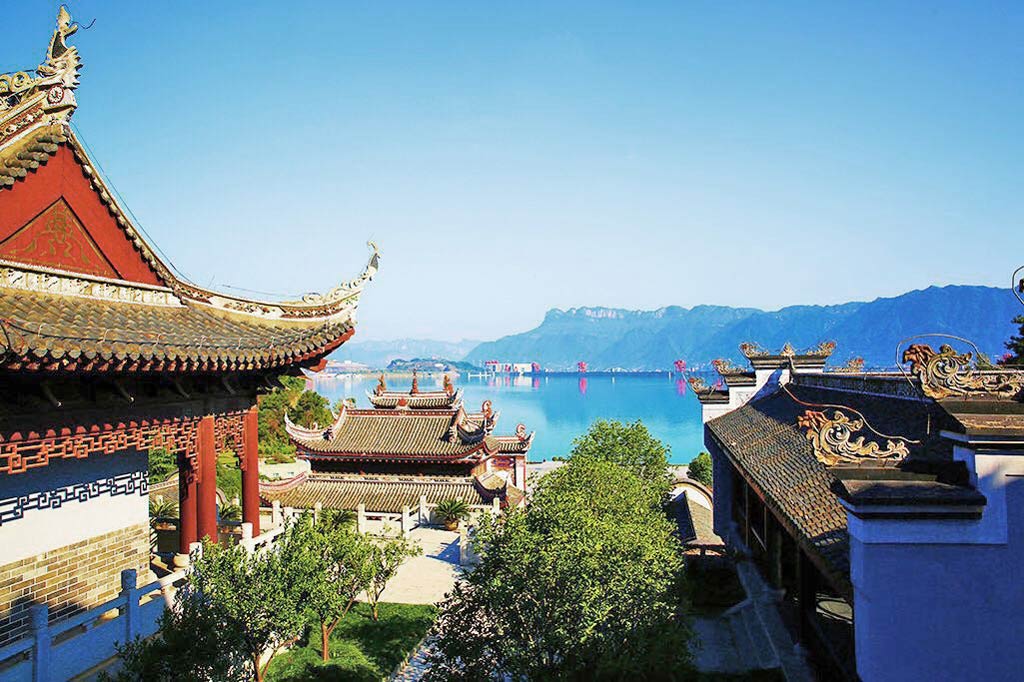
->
{"left": 0, "top": 454, "right": 149, "bottom": 566}
{"left": 847, "top": 445, "right": 1024, "bottom": 681}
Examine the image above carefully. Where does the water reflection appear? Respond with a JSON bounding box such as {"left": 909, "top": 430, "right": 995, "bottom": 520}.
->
{"left": 310, "top": 373, "right": 704, "bottom": 464}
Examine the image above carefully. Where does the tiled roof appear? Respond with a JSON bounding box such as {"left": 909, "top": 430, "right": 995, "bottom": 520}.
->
{"left": 706, "top": 380, "right": 949, "bottom": 589}
{"left": 675, "top": 492, "right": 722, "bottom": 547}
{"left": 259, "top": 474, "right": 491, "bottom": 513}
{"left": 368, "top": 390, "right": 461, "bottom": 409}
{"left": 0, "top": 13, "right": 378, "bottom": 376}
{"left": 0, "top": 286, "right": 354, "bottom": 373}
{"left": 286, "top": 405, "right": 533, "bottom": 460}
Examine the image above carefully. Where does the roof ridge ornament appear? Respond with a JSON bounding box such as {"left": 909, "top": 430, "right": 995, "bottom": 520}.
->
{"left": 1, "top": 6, "right": 81, "bottom": 142}
{"left": 740, "top": 341, "right": 836, "bottom": 359}
{"left": 797, "top": 409, "right": 911, "bottom": 466}
{"left": 711, "top": 358, "right": 748, "bottom": 377}
{"left": 901, "top": 341, "right": 1024, "bottom": 400}
{"left": 293, "top": 242, "right": 380, "bottom": 307}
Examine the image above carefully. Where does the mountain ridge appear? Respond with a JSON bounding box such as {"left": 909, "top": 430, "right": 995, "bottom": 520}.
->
{"left": 464, "top": 285, "right": 1021, "bottom": 370}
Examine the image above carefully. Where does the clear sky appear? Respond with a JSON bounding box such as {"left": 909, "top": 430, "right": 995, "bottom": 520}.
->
{"left": 6, "top": 2, "right": 1023, "bottom": 341}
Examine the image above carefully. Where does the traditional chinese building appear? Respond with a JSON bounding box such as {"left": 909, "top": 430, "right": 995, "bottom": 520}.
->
{"left": 694, "top": 340, "right": 1024, "bottom": 681}
{"left": 262, "top": 375, "right": 532, "bottom": 516}
{"left": 0, "top": 9, "right": 375, "bottom": 649}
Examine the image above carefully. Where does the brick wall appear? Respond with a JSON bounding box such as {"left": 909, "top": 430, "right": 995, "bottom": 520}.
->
{"left": 0, "top": 523, "right": 150, "bottom": 647}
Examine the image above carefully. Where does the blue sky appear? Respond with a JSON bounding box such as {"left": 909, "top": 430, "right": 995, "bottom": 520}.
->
{"left": 7, "top": 2, "right": 1023, "bottom": 340}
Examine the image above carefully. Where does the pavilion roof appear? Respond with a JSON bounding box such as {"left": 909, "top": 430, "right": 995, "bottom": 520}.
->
{"left": 706, "top": 373, "right": 959, "bottom": 595}
{"left": 367, "top": 389, "right": 462, "bottom": 410}
{"left": 285, "top": 403, "right": 533, "bottom": 461}
{"left": 259, "top": 472, "right": 526, "bottom": 513}
{"left": 0, "top": 9, "right": 375, "bottom": 375}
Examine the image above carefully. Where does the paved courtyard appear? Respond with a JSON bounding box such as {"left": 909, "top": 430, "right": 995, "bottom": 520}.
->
{"left": 379, "top": 526, "right": 462, "bottom": 605}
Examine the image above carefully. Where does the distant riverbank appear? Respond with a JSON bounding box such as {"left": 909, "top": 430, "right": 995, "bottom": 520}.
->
{"left": 311, "top": 373, "right": 705, "bottom": 465}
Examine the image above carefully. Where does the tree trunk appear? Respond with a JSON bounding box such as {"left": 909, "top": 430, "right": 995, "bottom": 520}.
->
{"left": 322, "top": 622, "right": 330, "bottom": 662}
{"left": 254, "top": 653, "right": 264, "bottom": 682}
{"left": 372, "top": 601, "right": 379, "bottom": 620}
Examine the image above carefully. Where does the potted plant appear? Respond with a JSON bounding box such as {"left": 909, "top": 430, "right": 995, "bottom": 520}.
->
{"left": 435, "top": 498, "right": 471, "bottom": 531}
{"left": 149, "top": 497, "right": 178, "bottom": 524}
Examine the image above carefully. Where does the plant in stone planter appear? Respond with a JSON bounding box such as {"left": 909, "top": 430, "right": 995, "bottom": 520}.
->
{"left": 219, "top": 502, "right": 242, "bottom": 522}
{"left": 435, "top": 498, "right": 471, "bottom": 531}
{"left": 149, "top": 497, "right": 178, "bottom": 520}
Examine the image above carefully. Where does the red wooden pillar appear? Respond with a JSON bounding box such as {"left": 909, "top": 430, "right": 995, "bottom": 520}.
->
{"left": 241, "top": 405, "right": 261, "bottom": 535}
{"left": 196, "top": 416, "right": 218, "bottom": 542}
{"left": 178, "top": 452, "right": 198, "bottom": 555}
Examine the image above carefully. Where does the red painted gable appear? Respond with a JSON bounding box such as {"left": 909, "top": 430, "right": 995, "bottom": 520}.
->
{"left": 0, "top": 146, "right": 164, "bottom": 286}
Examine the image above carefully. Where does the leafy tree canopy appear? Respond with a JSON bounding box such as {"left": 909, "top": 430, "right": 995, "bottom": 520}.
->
{"left": 1003, "top": 314, "right": 1024, "bottom": 365}
{"left": 426, "top": 455, "right": 689, "bottom": 680}
{"left": 257, "top": 376, "right": 333, "bottom": 462}
{"left": 569, "top": 419, "right": 673, "bottom": 492}
{"left": 148, "top": 447, "right": 176, "bottom": 483}
{"left": 688, "top": 452, "right": 713, "bottom": 488}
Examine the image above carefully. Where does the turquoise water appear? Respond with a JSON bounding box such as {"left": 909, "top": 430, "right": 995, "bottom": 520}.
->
{"left": 309, "top": 373, "right": 704, "bottom": 465}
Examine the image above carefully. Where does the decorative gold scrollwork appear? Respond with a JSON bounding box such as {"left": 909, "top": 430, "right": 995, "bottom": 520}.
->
{"left": 902, "top": 343, "right": 1024, "bottom": 400}
{"left": 797, "top": 409, "right": 910, "bottom": 466}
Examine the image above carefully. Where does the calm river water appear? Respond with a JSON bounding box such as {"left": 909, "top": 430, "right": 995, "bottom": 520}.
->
{"left": 309, "top": 373, "right": 704, "bottom": 465}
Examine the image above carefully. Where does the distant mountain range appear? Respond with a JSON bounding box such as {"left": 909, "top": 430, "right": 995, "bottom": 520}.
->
{"left": 329, "top": 338, "right": 481, "bottom": 369}
{"left": 463, "top": 285, "right": 1022, "bottom": 370}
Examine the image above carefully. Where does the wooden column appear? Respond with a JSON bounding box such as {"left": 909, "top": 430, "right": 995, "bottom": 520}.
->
{"left": 196, "top": 416, "right": 218, "bottom": 542}
{"left": 241, "top": 406, "right": 261, "bottom": 535}
{"left": 178, "top": 452, "right": 198, "bottom": 555}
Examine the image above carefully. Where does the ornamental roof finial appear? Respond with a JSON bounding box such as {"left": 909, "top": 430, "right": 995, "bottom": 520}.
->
{"left": 375, "top": 373, "right": 386, "bottom": 396}
{"left": 443, "top": 373, "right": 454, "bottom": 396}
{"left": 410, "top": 369, "right": 419, "bottom": 394}
{"left": 0, "top": 5, "right": 82, "bottom": 145}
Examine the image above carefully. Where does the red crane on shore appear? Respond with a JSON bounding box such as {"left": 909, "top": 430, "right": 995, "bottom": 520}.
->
{"left": 577, "top": 361, "right": 588, "bottom": 373}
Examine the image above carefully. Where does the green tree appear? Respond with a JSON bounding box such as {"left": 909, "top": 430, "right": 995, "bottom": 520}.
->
{"left": 256, "top": 376, "right": 334, "bottom": 463}
{"left": 1004, "top": 315, "right": 1024, "bottom": 365}
{"left": 425, "top": 458, "right": 689, "bottom": 680}
{"left": 688, "top": 451, "right": 713, "bottom": 488}
{"left": 148, "top": 448, "right": 176, "bottom": 483}
{"left": 111, "top": 529, "right": 312, "bottom": 682}
{"left": 280, "top": 513, "right": 376, "bottom": 662}
{"left": 366, "top": 533, "right": 421, "bottom": 621}
{"left": 569, "top": 419, "right": 673, "bottom": 492}
{"left": 103, "top": 579, "right": 250, "bottom": 681}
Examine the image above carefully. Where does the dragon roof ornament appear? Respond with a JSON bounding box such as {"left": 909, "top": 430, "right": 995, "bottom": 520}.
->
{"left": 1, "top": 7, "right": 81, "bottom": 146}
{"left": 292, "top": 242, "right": 380, "bottom": 307}
{"left": 687, "top": 376, "right": 719, "bottom": 396}
{"left": 740, "top": 341, "right": 836, "bottom": 359}
{"left": 902, "top": 343, "right": 1024, "bottom": 400}
{"left": 711, "top": 358, "right": 748, "bottom": 377}
{"left": 797, "top": 409, "right": 912, "bottom": 466}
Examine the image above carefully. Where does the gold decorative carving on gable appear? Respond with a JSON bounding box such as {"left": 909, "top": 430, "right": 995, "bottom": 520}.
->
{"left": 902, "top": 343, "right": 1024, "bottom": 400}
{"left": 797, "top": 409, "right": 910, "bottom": 466}
{"left": 0, "top": 198, "right": 117, "bottom": 278}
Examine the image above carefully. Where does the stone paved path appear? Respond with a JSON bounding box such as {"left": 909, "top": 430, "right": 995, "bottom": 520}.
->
{"left": 690, "top": 614, "right": 748, "bottom": 674}
{"left": 379, "top": 526, "right": 462, "bottom": 604}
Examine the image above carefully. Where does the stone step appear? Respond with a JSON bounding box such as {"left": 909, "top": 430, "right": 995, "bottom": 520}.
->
{"left": 727, "top": 609, "right": 758, "bottom": 670}
{"left": 740, "top": 602, "right": 780, "bottom": 670}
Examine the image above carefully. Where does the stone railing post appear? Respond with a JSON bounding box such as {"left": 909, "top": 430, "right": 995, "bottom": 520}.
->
{"left": 240, "top": 522, "right": 255, "bottom": 554}
{"left": 271, "top": 500, "right": 282, "bottom": 527}
{"left": 401, "top": 506, "right": 412, "bottom": 536}
{"left": 458, "top": 525, "right": 468, "bottom": 566}
{"left": 357, "top": 503, "right": 366, "bottom": 534}
{"left": 284, "top": 506, "right": 295, "bottom": 524}
{"left": 158, "top": 573, "right": 178, "bottom": 609}
{"left": 492, "top": 497, "right": 501, "bottom": 515}
{"left": 120, "top": 569, "right": 139, "bottom": 642}
{"left": 419, "top": 495, "right": 428, "bottom": 524}
{"left": 314, "top": 501, "right": 323, "bottom": 523}
{"left": 30, "top": 604, "right": 50, "bottom": 682}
